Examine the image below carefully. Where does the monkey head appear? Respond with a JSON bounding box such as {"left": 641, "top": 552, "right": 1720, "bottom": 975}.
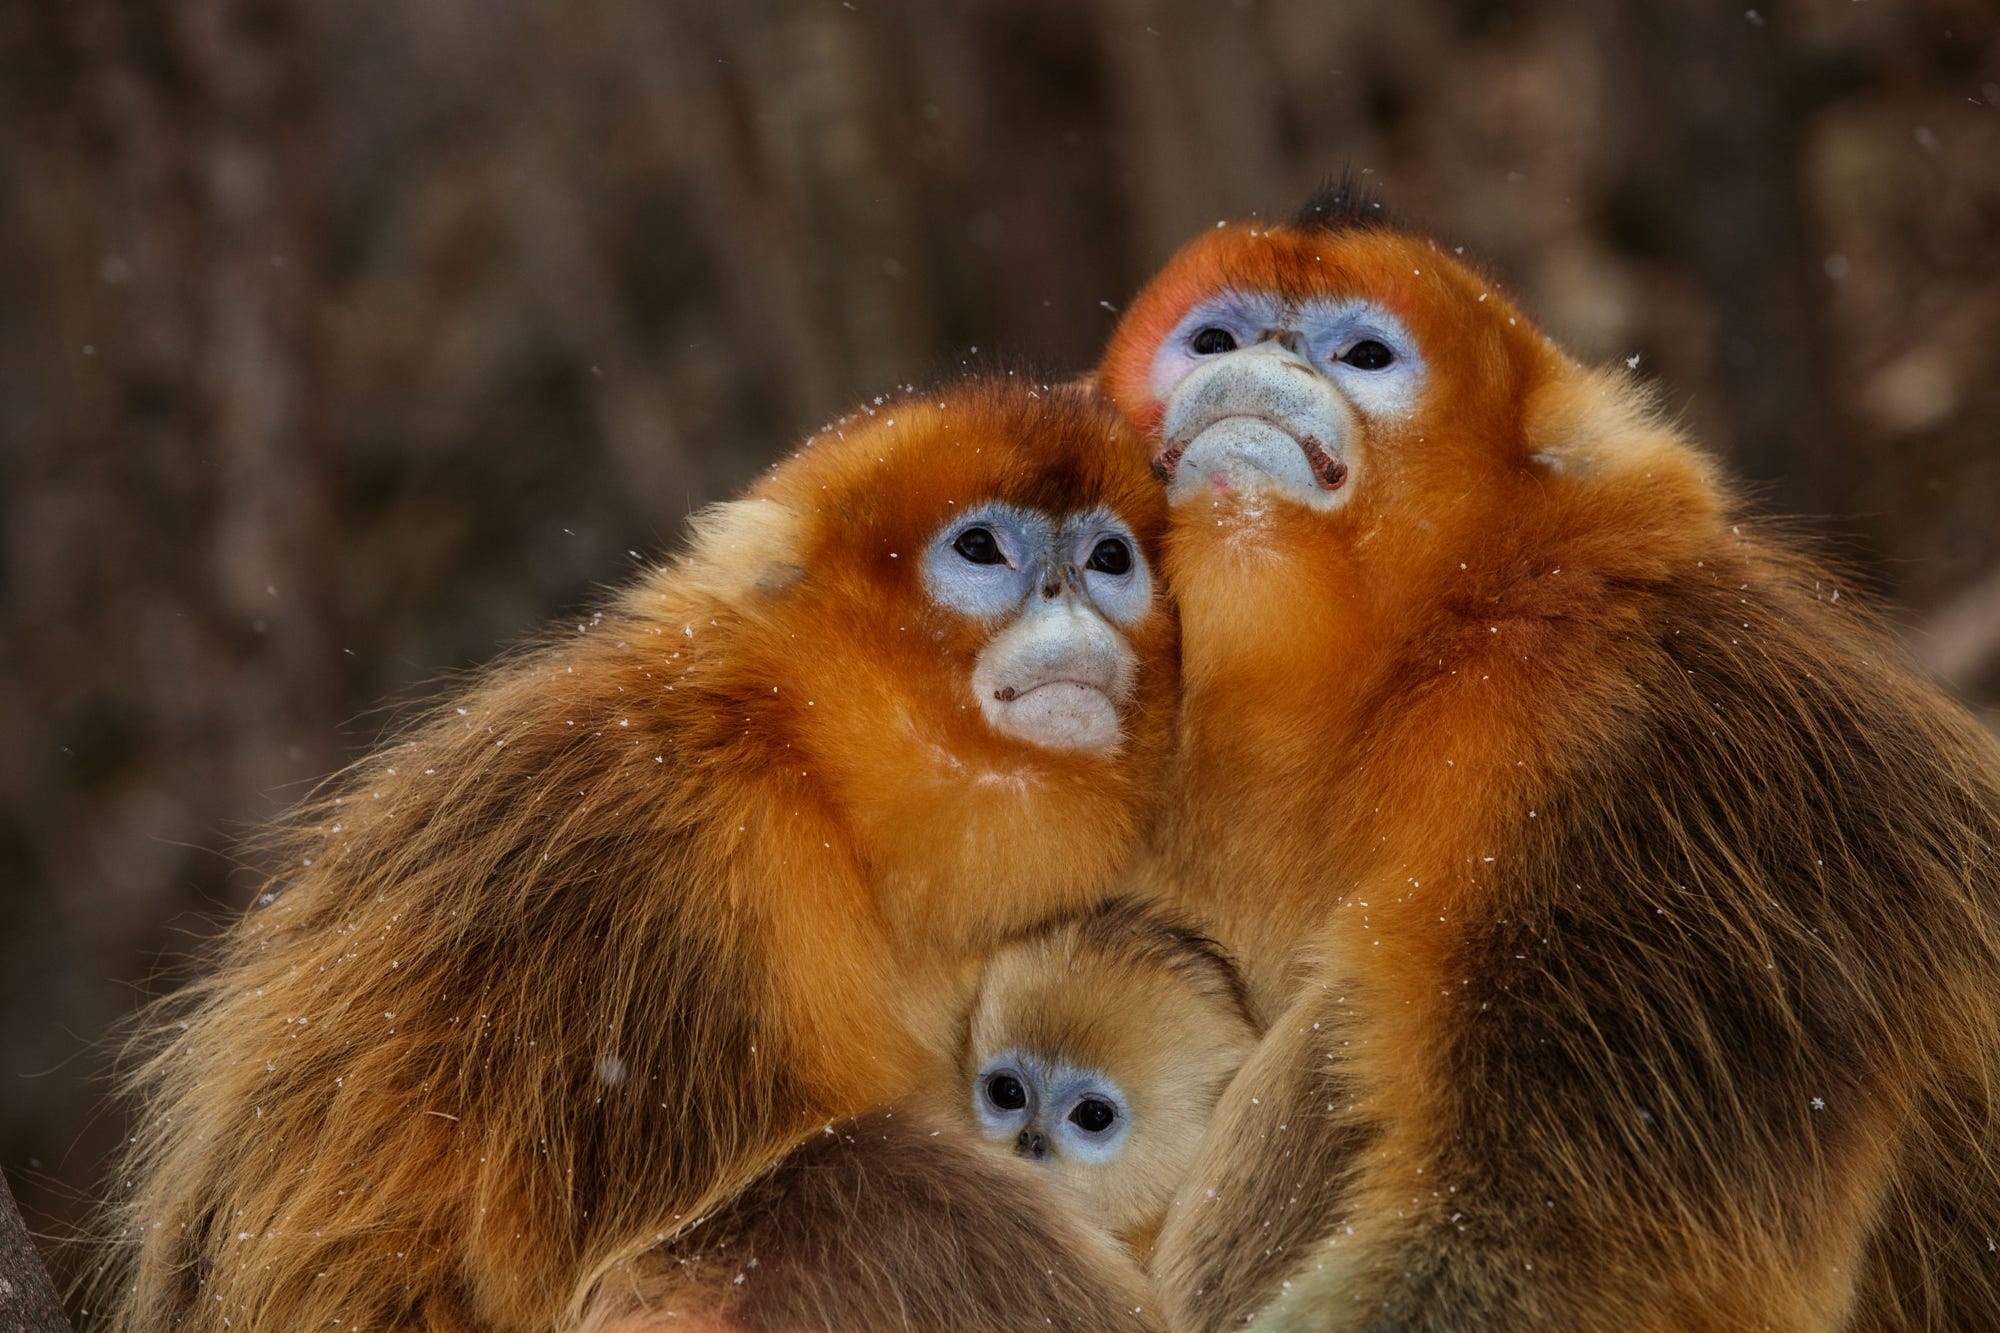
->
{"left": 960, "top": 901, "right": 1258, "bottom": 1251}
{"left": 1095, "top": 185, "right": 1713, "bottom": 694}
{"left": 678, "top": 380, "right": 1179, "bottom": 959}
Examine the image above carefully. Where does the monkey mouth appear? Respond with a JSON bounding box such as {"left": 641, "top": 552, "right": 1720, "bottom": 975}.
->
{"left": 969, "top": 596, "right": 1135, "bottom": 754}
{"left": 1158, "top": 350, "right": 1356, "bottom": 512}
{"left": 1156, "top": 414, "right": 1348, "bottom": 492}
{"left": 1161, "top": 414, "right": 1349, "bottom": 510}
{"left": 983, "top": 678, "right": 1122, "bottom": 752}
{"left": 992, "top": 678, "right": 1103, "bottom": 703}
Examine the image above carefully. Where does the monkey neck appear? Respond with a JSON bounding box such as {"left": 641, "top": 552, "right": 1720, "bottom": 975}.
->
{"left": 1158, "top": 447, "right": 1732, "bottom": 1020}
{"left": 1155, "top": 648, "right": 1378, "bottom": 1022}
{"left": 706, "top": 671, "right": 1160, "bottom": 1105}
{"left": 647, "top": 575, "right": 1167, "bottom": 1107}
{"left": 781, "top": 651, "right": 1163, "bottom": 962}
{"left": 1141, "top": 530, "right": 1387, "bottom": 1017}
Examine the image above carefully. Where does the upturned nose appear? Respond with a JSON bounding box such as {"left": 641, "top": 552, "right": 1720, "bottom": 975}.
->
{"left": 1257, "top": 327, "right": 1305, "bottom": 356}
{"left": 1015, "top": 1128, "right": 1047, "bottom": 1160}
{"left": 1039, "top": 563, "right": 1082, "bottom": 601}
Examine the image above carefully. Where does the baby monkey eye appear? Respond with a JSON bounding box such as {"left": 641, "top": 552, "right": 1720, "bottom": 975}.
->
{"left": 953, "top": 527, "right": 1006, "bottom": 565}
{"left": 1339, "top": 339, "right": 1395, "bottom": 370}
{"left": 1069, "top": 1098, "right": 1117, "bottom": 1133}
{"left": 985, "top": 1072, "right": 1028, "bottom": 1111}
{"left": 1085, "top": 537, "right": 1132, "bottom": 576}
{"left": 1190, "top": 327, "right": 1238, "bottom": 355}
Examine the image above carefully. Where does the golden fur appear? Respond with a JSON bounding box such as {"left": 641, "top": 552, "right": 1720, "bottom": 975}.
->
{"left": 93, "top": 381, "right": 1178, "bottom": 1331}
{"left": 1097, "top": 203, "right": 2000, "bottom": 1330}
{"left": 957, "top": 898, "right": 1260, "bottom": 1257}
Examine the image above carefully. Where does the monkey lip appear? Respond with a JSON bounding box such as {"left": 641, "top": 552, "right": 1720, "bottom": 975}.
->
{"left": 970, "top": 599, "right": 1134, "bottom": 754}
{"left": 1156, "top": 413, "right": 1348, "bottom": 492}
{"left": 1160, "top": 414, "right": 1350, "bottom": 512}
{"left": 1158, "top": 351, "right": 1356, "bottom": 512}
{"left": 993, "top": 677, "right": 1104, "bottom": 702}
{"left": 983, "top": 677, "right": 1123, "bottom": 752}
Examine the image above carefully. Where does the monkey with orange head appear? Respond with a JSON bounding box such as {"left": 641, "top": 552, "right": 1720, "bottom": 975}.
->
{"left": 1099, "top": 180, "right": 2000, "bottom": 1333}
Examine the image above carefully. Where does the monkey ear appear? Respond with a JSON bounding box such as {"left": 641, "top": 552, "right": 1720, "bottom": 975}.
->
{"left": 681, "top": 498, "right": 810, "bottom": 600}
{"left": 1523, "top": 364, "right": 1715, "bottom": 489}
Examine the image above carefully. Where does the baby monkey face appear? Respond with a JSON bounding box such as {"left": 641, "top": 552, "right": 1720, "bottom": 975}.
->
{"left": 974, "top": 1050, "right": 1130, "bottom": 1165}
{"left": 960, "top": 901, "right": 1259, "bottom": 1251}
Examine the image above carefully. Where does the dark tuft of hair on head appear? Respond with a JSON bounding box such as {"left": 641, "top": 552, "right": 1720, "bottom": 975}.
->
{"left": 1070, "top": 897, "right": 1261, "bottom": 1034}
{"left": 1292, "top": 170, "right": 1391, "bottom": 233}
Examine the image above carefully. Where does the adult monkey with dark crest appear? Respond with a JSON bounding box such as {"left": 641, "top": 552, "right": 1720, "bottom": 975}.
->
{"left": 98, "top": 380, "right": 1177, "bottom": 1333}
{"left": 1097, "top": 182, "right": 2000, "bottom": 1331}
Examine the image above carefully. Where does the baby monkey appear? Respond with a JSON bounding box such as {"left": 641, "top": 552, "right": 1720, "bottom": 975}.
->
{"left": 958, "top": 899, "right": 1260, "bottom": 1258}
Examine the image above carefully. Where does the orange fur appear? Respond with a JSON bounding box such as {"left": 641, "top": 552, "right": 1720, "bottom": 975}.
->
{"left": 1099, "top": 204, "right": 2000, "bottom": 1330}
{"left": 92, "top": 381, "right": 1178, "bottom": 1332}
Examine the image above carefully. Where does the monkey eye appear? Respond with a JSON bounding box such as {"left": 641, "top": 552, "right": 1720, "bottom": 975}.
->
{"left": 1190, "top": 327, "right": 1238, "bottom": 356}
{"left": 1084, "top": 537, "right": 1132, "bottom": 576}
{"left": 985, "top": 1072, "right": 1028, "bottom": 1111}
{"left": 952, "top": 526, "right": 1006, "bottom": 565}
{"left": 1068, "top": 1098, "right": 1117, "bottom": 1133}
{"left": 1339, "top": 339, "right": 1395, "bottom": 370}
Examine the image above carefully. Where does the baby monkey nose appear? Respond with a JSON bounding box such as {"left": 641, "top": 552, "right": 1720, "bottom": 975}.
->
{"left": 1257, "top": 327, "right": 1305, "bottom": 355}
{"left": 1016, "top": 1128, "right": 1047, "bottom": 1160}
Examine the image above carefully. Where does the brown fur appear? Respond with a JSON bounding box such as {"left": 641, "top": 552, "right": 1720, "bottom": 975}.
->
{"left": 579, "top": 1102, "right": 1163, "bottom": 1333}
{"left": 1097, "top": 217, "right": 2000, "bottom": 1329}
{"left": 585, "top": 899, "right": 1255, "bottom": 1332}
{"left": 92, "top": 381, "right": 1179, "bottom": 1331}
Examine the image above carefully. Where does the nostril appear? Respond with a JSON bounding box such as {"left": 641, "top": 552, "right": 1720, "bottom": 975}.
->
{"left": 1041, "top": 580, "right": 1060, "bottom": 600}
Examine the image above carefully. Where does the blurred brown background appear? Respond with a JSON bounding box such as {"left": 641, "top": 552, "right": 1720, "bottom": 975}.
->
{"left": 2, "top": 0, "right": 1997, "bottom": 1298}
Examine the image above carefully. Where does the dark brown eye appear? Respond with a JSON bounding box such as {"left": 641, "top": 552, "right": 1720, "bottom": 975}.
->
{"left": 1191, "top": 327, "right": 1237, "bottom": 355}
{"left": 1085, "top": 537, "right": 1132, "bottom": 576}
{"left": 953, "top": 527, "right": 1005, "bottom": 565}
{"left": 986, "top": 1072, "right": 1027, "bottom": 1111}
{"left": 1069, "top": 1098, "right": 1116, "bottom": 1133}
{"left": 1340, "top": 339, "right": 1394, "bottom": 370}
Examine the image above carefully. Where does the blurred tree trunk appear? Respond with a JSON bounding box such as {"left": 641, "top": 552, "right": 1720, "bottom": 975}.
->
{"left": 0, "top": 1171, "right": 71, "bottom": 1333}
{"left": 0, "top": 0, "right": 340, "bottom": 1278}
{"left": 1593, "top": 0, "right": 1847, "bottom": 521}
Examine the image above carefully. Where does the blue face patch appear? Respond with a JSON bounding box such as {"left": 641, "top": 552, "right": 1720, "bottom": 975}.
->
{"left": 1148, "top": 288, "right": 1288, "bottom": 404}
{"left": 1150, "top": 291, "right": 1426, "bottom": 421}
{"left": 972, "top": 1049, "right": 1132, "bottom": 1166}
{"left": 1064, "top": 508, "right": 1152, "bottom": 627}
{"left": 1295, "top": 299, "right": 1426, "bottom": 419}
{"left": 924, "top": 502, "right": 1152, "bottom": 627}
{"left": 923, "top": 503, "right": 1043, "bottom": 622}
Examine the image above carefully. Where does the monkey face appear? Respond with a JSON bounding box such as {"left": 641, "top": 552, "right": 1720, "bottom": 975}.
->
{"left": 960, "top": 906, "right": 1258, "bottom": 1247}
{"left": 671, "top": 383, "right": 1176, "bottom": 954}
{"left": 1095, "top": 221, "right": 1576, "bottom": 678}
{"left": 1098, "top": 222, "right": 1555, "bottom": 526}
{"left": 967, "top": 1041, "right": 1191, "bottom": 1250}
{"left": 924, "top": 503, "right": 1153, "bottom": 751}
{"left": 1143, "top": 292, "right": 1424, "bottom": 512}
{"left": 973, "top": 1050, "right": 1131, "bottom": 1165}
